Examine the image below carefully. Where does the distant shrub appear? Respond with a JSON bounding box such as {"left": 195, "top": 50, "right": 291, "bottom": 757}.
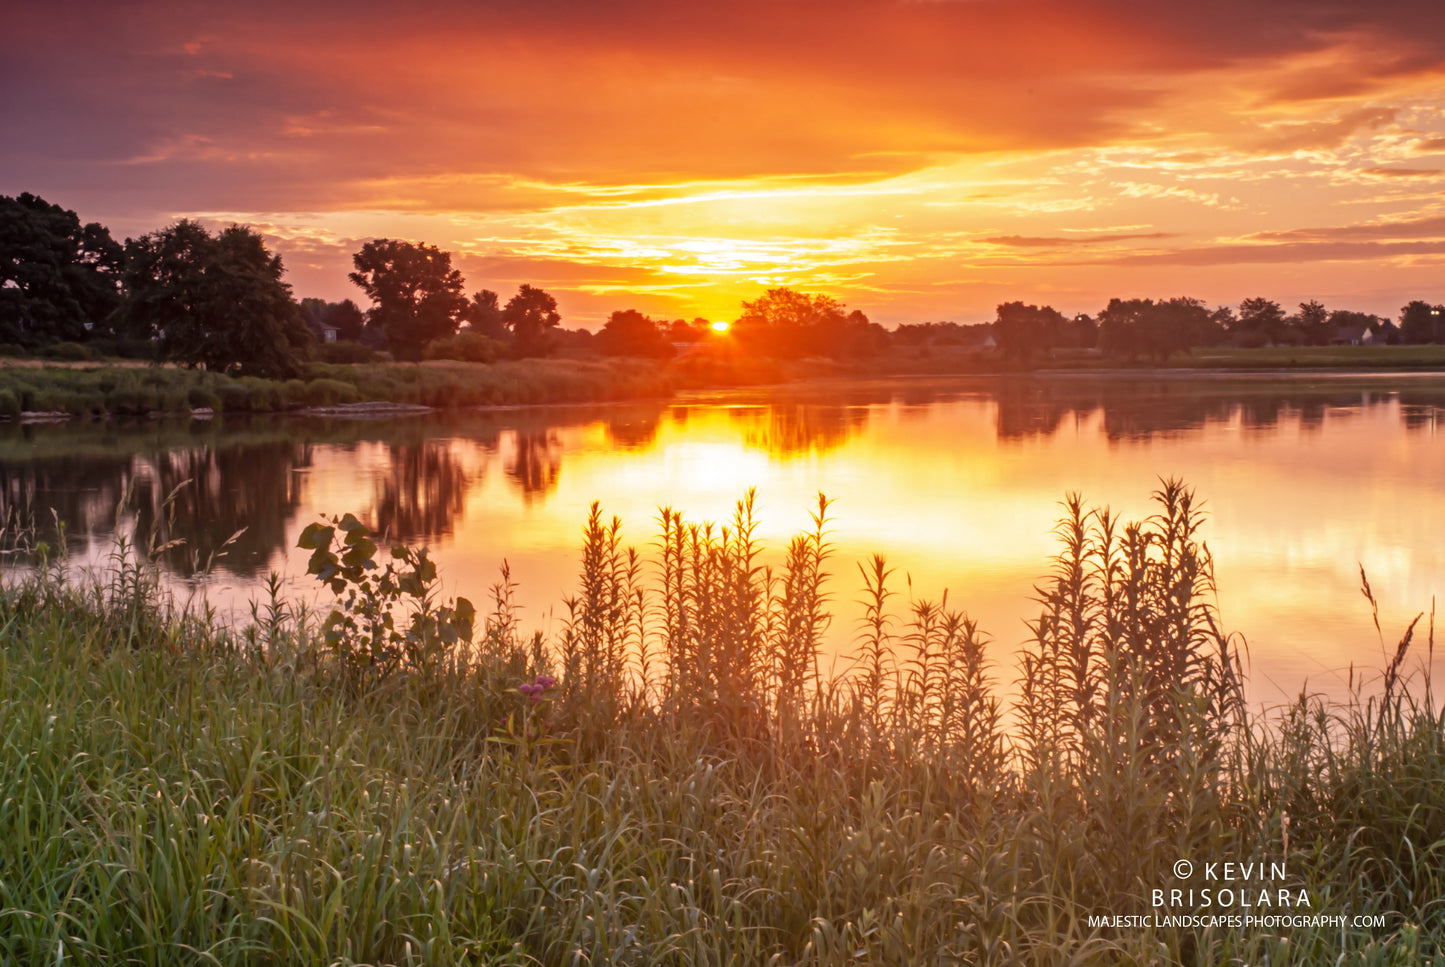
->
{"left": 281, "top": 379, "right": 310, "bottom": 408}
{"left": 237, "top": 378, "right": 282, "bottom": 412}
{"left": 157, "top": 387, "right": 190, "bottom": 413}
{"left": 107, "top": 379, "right": 158, "bottom": 415}
{"left": 0, "top": 389, "right": 19, "bottom": 418}
{"left": 59, "top": 391, "right": 95, "bottom": 416}
{"left": 422, "top": 331, "right": 501, "bottom": 364}
{"left": 314, "top": 341, "right": 380, "bottom": 365}
{"left": 214, "top": 381, "right": 246, "bottom": 412}
{"left": 305, "top": 378, "right": 361, "bottom": 406}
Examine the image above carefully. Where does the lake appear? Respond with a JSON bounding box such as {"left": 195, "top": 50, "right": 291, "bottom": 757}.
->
{"left": 5, "top": 371, "right": 1444, "bottom": 705}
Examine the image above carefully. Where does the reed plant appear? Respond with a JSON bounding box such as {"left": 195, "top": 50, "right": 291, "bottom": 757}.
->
{"left": 0, "top": 482, "right": 1440, "bottom": 964}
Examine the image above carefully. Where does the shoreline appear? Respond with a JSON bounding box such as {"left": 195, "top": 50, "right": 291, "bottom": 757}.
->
{"left": 5, "top": 353, "right": 1445, "bottom": 424}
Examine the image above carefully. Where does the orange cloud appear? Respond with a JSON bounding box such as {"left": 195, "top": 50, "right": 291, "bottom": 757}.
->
{"left": 5, "top": 0, "right": 1445, "bottom": 323}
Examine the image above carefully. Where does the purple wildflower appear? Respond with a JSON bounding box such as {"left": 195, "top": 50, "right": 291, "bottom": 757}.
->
{"left": 518, "top": 674, "right": 557, "bottom": 703}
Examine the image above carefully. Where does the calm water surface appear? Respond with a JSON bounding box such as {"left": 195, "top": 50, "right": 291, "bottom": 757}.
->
{"left": 6, "top": 372, "right": 1445, "bottom": 704}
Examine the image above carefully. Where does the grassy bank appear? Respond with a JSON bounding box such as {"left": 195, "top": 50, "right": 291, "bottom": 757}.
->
{"left": 863, "top": 344, "right": 1445, "bottom": 375}
{"left": 0, "top": 357, "right": 678, "bottom": 419}
{"left": 5, "top": 344, "right": 1445, "bottom": 420}
{"left": 1, "top": 487, "right": 1443, "bottom": 964}
{"left": 1178, "top": 345, "right": 1445, "bottom": 369}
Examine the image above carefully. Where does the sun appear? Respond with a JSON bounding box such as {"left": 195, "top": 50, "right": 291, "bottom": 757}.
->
{"left": 711, "top": 320, "right": 731, "bottom": 333}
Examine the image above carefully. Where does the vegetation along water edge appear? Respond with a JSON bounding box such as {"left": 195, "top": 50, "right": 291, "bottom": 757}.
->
{"left": 0, "top": 482, "right": 1440, "bottom": 964}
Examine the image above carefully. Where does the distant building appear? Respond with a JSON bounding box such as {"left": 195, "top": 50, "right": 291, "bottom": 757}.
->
{"left": 1330, "top": 325, "right": 1368, "bottom": 346}
{"left": 318, "top": 325, "right": 339, "bottom": 343}
{"left": 1362, "top": 321, "right": 1401, "bottom": 345}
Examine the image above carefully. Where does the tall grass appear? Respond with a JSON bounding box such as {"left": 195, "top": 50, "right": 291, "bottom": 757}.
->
{"left": 0, "top": 482, "right": 1441, "bottom": 964}
{"left": 0, "top": 357, "right": 680, "bottom": 420}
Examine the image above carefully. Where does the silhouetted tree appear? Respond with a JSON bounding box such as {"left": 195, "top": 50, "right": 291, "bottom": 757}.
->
{"left": 892, "top": 321, "right": 995, "bottom": 350}
{"left": 1099, "top": 297, "right": 1220, "bottom": 362}
{"left": 349, "top": 239, "right": 467, "bottom": 360}
{"left": 837, "top": 308, "right": 891, "bottom": 357}
{"left": 118, "top": 221, "right": 310, "bottom": 377}
{"left": 1400, "top": 300, "right": 1445, "bottom": 344}
{"left": 502, "top": 284, "right": 561, "bottom": 357}
{"left": 462, "top": 289, "right": 507, "bottom": 341}
{"left": 667, "top": 318, "right": 712, "bottom": 342}
{"left": 734, "top": 288, "right": 881, "bottom": 357}
{"left": 323, "top": 299, "right": 365, "bottom": 341}
{"left": 993, "top": 301, "right": 1066, "bottom": 363}
{"left": 598, "top": 309, "right": 675, "bottom": 358}
{"left": 0, "top": 192, "right": 122, "bottom": 347}
{"left": 299, "top": 297, "right": 328, "bottom": 331}
{"left": 1210, "top": 304, "right": 1237, "bottom": 334}
{"left": 1062, "top": 313, "right": 1098, "bottom": 349}
{"left": 1293, "top": 300, "right": 1331, "bottom": 346}
{"left": 1234, "top": 297, "right": 1288, "bottom": 346}
{"left": 734, "top": 288, "right": 838, "bottom": 356}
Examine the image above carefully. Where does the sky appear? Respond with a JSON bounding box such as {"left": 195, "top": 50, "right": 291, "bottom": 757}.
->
{"left": 5, "top": 0, "right": 1445, "bottom": 328}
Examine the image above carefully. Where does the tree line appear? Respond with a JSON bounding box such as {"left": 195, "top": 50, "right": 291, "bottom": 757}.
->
{"left": 5, "top": 192, "right": 1444, "bottom": 376}
{"left": 992, "top": 295, "right": 1445, "bottom": 364}
{"left": 0, "top": 194, "right": 581, "bottom": 377}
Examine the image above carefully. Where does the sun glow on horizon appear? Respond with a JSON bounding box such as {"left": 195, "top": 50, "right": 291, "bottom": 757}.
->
{"left": 711, "top": 320, "right": 730, "bottom": 333}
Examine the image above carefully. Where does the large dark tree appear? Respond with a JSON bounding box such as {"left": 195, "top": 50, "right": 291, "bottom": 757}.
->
{"left": 1293, "top": 300, "right": 1331, "bottom": 346}
{"left": 0, "top": 192, "right": 122, "bottom": 347}
{"left": 993, "top": 301, "right": 1066, "bottom": 364}
{"left": 1098, "top": 297, "right": 1219, "bottom": 362}
{"left": 734, "top": 287, "right": 843, "bottom": 357}
{"left": 349, "top": 239, "right": 467, "bottom": 360}
{"left": 118, "top": 220, "right": 310, "bottom": 377}
{"left": 462, "top": 289, "right": 508, "bottom": 341}
{"left": 1234, "top": 297, "right": 1288, "bottom": 346}
{"left": 502, "top": 284, "right": 561, "bottom": 357}
{"left": 731, "top": 287, "right": 882, "bottom": 357}
{"left": 300, "top": 297, "right": 366, "bottom": 342}
{"left": 323, "top": 299, "right": 365, "bottom": 341}
{"left": 1400, "top": 300, "right": 1445, "bottom": 344}
{"left": 597, "top": 309, "right": 675, "bottom": 358}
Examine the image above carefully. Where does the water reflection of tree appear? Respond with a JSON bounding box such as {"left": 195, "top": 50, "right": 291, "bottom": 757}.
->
{"left": 992, "top": 383, "right": 1096, "bottom": 440}
{"left": 737, "top": 404, "right": 868, "bottom": 456}
{"left": 367, "top": 442, "right": 473, "bottom": 542}
{"left": 1100, "top": 393, "right": 1237, "bottom": 440}
{"left": 604, "top": 412, "right": 662, "bottom": 450}
{"left": 507, "top": 429, "right": 562, "bottom": 502}
{"left": 1397, "top": 389, "right": 1445, "bottom": 433}
{"left": 988, "top": 381, "right": 1412, "bottom": 442}
{"left": 131, "top": 441, "right": 311, "bottom": 577}
{"left": 0, "top": 435, "right": 311, "bottom": 578}
{"left": 0, "top": 452, "right": 132, "bottom": 549}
